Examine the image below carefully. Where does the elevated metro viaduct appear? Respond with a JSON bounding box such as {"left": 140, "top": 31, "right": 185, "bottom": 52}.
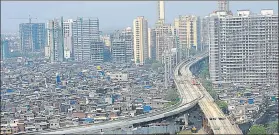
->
{"left": 188, "top": 55, "right": 242, "bottom": 134}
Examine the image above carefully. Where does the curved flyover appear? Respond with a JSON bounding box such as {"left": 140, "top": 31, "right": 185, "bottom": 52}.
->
{"left": 184, "top": 53, "right": 243, "bottom": 134}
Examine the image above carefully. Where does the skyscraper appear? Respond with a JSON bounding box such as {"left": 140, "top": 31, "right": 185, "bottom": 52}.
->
{"left": 173, "top": 15, "right": 201, "bottom": 59}
{"left": 157, "top": 1, "right": 165, "bottom": 24}
{"left": 46, "top": 17, "right": 64, "bottom": 63}
{"left": 63, "top": 19, "right": 74, "bottom": 59}
{"left": 111, "top": 27, "right": 133, "bottom": 63}
{"left": 19, "top": 23, "right": 46, "bottom": 53}
{"left": 154, "top": 0, "right": 175, "bottom": 61}
{"left": 218, "top": 0, "right": 229, "bottom": 12}
{"left": 90, "top": 41, "right": 104, "bottom": 63}
{"left": 1, "top": 40, "right": 9, "bottom": 60}
{"left": 155, "top": 23, "right": 173, "bottom": 61}
{"left": 72, "top": 17, "right": 100, "bottom": 62}
{"left": 201, "top": 16, "right": 210, "bottom": 51}
{"left": 148, "top": 28, "right": 156, "bottom": 60}
{"left": 208, "top": 9, "right": 278, "bottom": 86}
{"left": 133, "top": 16, "right": 149, "bottom": 65}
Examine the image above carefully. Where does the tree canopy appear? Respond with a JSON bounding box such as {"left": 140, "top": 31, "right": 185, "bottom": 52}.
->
{"left": 248, "top": 125, "right": 267, "bottom": 135}
{"left": 189, "top": 47, "right": 198, "bottom": 56}
{"left": 151, "top": 62, "right": 162, "bottom": 71}
{"left": 266, "top": 121, "right": 279, "bottom": 134}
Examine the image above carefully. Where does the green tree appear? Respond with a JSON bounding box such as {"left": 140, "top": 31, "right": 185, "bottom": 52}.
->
{"left": 151, "top": 62, "right": 162, "bottom": 71}
{"left": 165, "top": 88, "right": 179, "bottom": 101}
{"left": 145, "top": 58, "right": 153, "bottom": 64}
{"left": 136, "top": 59, "right": 140, "bottom": 64}
{"left": 208, "top": 89, "right": 218, "bottom": 100}
{"left": 189, "top": 47, "right": 197, "bottom": 56}
{"left": 248, "top": 125, "right": 267, "bottom": 135}
{"left": 216, "top": 100, "right": 228, "bottom": 113}
{"left": 267, "top": 122, "right": 279, "bottom": 134}
{"left": 164, "top": 88, "right": 179, "bottom": 108}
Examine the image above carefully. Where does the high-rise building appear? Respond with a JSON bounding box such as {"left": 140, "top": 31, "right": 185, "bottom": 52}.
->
{"left": 19, "top": 23, "right": 46, "bottom": 53}
{"left": 148, "top": 28, "right": 156, "bottom": 60}
{"left": 103, "top": 46, "right": 111, "bottom": 62}
{"left": 63, "top": 19, "right": 74, "bottom": 58}
{"left": 218, "top": 0, "right": 229, "bottom": 12}
{"left": 1, "top": 40, "right": 9, "bottom": 60}
{"left": 201, "top": 16, "right": 210, "bottom": 51}
{"left": 100, "top": 35, "right": 111, "bottom": 47}
{"left": 46, "top": 17, "right": 64, "bottom": 63}
{"left": 154, "top": 0, "right": 176, "bottom": 61}
{"left": 90, "top": 41, "right": 104, "bottom": 63}
{"left": 173, "top": 15, "right": 201, "bottom": 59}
{"left": 208, "top": 9, "right": 278, "bottom": 86}
{"left": 133, "top": 16, "right": 149, "bottom": 65}
{"left": 111, "top": 27, "right": 133, "bottom": 63}
{"left": 155, "top": 24, "right": 173, "bottom": 61}
{"left": 122, "top": 27, "right": 133, "bottom": 62}
{"left": 72, "top": 17, "right": 100, "bottom": 62}
{"left": 157, "top": 1, "right": 165, "bottom": 24}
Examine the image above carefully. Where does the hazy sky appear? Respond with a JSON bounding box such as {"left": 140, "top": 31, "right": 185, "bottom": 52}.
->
{"left": 1, "top": 1, "right": 278, "bottom": 33}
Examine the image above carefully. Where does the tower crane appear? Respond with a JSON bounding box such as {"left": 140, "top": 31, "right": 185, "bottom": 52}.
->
{"left": 8, "top": 15, "right": 37, "bottom": 23}
{"left": 8, "top": 15, "right": 38, "bottom": 52}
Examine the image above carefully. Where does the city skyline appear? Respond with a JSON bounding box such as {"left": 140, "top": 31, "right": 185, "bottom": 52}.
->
{"left": 0, "top": 1, "right": 278, "bottom": 134}
{"left": 1, "top": 1, "right": 278, "bottom": 33}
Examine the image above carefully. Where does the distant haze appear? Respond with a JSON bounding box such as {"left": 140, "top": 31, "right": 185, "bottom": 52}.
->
{"left": 1, "top": 1, "right": 278, "bottom": 33}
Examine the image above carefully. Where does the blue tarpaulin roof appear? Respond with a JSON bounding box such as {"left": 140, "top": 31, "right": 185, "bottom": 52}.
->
{"left": 144, "top": 85, "right": 152, "bottom": 89}
{"left": 143, "top": 105, "right": 152, "bottom": 113}
{"left": 70, "top": 100, "right": 77, "bottom": 105}
{"left": 6, "top": 89, "right": 14, "bottom": 93}
{"left": 85, "top": 118, "right": 93, "bottom": 122}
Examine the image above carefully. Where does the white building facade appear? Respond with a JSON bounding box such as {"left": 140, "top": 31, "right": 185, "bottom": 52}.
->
{"left": 133, "top": 16, "right": 149, "bottom": 65}
{"left": 208, "top": 9, "right": 278, "bottom": 86}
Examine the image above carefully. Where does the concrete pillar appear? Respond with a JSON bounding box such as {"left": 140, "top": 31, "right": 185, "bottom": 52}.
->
{"left": 184, "top": 114, "right": 189, "bottom": 127}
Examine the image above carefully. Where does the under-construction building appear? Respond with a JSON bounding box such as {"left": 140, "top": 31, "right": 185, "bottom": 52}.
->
{"left": 19, "top": 23, "right": 46, "bottom": 53}
{"left": 148, "top": 28, "right": 156, "bottom": 60}
{"left": 218, "top": 0, "right": 229, "bottom": 12}
{"left": 46, "top": 17, "right": 65, "bottom": 63}
{"left": 173, "top": 15, "right": 201, "bottom": 60}
{"left": 208, "top": 9, "right": 278, "bottom": 86}
{"left": 111, "top": 27, "right": 133, "bottom": 63}
{"left": 90, "top": 41, "right": 104, "bottom": 63}
{"left": 155, "top": 24, "right": 173, "bottom": 61}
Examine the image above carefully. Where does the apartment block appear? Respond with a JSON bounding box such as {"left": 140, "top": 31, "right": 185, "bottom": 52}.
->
{"left": 154, "top": 23, "right": 173, "bottom": 61}
{"left": 46, "top": 18, "right": 64, "bottom": 63}
{"left": 1, "top": 40, "right": 9, "bottom": 60}
{"left": 111, "top": 27, "right": 133, "bottom": 64}
{"left": 208, "top": 9, "right": 278, "bottom": 86}
{"left": 133, "top": 16, "right": 148, "bottom": 65}
{"left": 201, "top": 16, "right": 210, "bottom": 51}
{"left": 90, "top": 41, "right": 104, "bottom": 63}
{"left": 173, "top": 15, "right": 201, "bottom": 59}
{"left": 72, "top": 17, "right": 100, "bottom": 62}
{"left": 63, "top": 19, "right": 74, "bottom": 58}
{"left": 148, "top": 28, "right": 156, "bottom": 60}
{"left": 19, "top": 23, "right": 46, "bottom": 53}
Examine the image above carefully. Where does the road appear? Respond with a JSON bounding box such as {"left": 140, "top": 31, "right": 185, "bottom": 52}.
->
{"left": 180, "top": 53, "right": 243, "bottom": 134}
